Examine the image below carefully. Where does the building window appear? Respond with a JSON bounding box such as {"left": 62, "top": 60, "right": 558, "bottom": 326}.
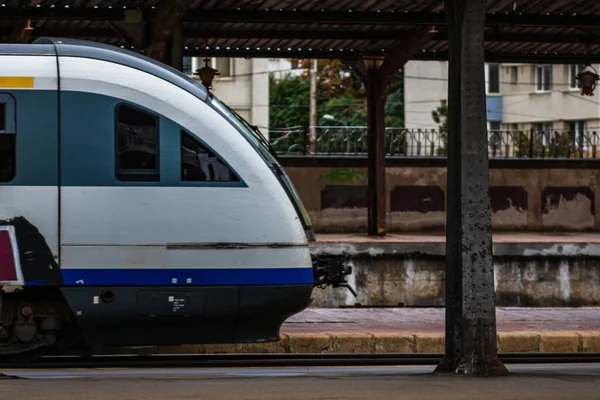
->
{"left": 536, "top": 65, "right": 552, "bottom": 92}
{"left": 535, "top": 122, "right": 553, "bottom": 145}
{"left": 115, "top": 103, "right": 160, "bottom": 182}
{"left": 569, "top": 120, "right": 587, "bottom": 149}
{"left": 181, "top": 130, "right": 239, "bottom": 182}
{"left": 569, "top": 64, "right": 585, "bottom": 89}
{"left": 213, "top": 58, "right": 231, "bottom": 78}
{"left": 182, "top": 57, "right": 193, "bottom": 76}
{"left": 509, "top": 66, "right": 518, "bottom": 85}
{"left": 0, "top": 94, "right": 16, "bottom": 183}
{"left": 487, "top": 63, "right": 500, "bottom": 94}
{"left": 488, "top": 121, "right": 502, "bottom": 150}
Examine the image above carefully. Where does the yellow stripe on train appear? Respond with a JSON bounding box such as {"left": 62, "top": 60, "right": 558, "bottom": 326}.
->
{"left": 0, "top": 76, "right": 34, "bottom": 88}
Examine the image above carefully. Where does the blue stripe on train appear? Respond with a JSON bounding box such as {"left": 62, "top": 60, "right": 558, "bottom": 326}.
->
{"left": 59, "top": 268, "right": 315, "bottom": 286}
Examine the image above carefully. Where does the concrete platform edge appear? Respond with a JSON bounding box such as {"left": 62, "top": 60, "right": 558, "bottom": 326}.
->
{"left": 309, "top": 242, "right": 600, "bottom": 258}
{"left": 94, "top": 331, "right": 600, "bottom": 355}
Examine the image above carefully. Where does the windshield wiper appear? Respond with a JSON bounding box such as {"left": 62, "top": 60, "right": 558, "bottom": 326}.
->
{"left": 223, "top": 103, "right": 279, "bottom": 158}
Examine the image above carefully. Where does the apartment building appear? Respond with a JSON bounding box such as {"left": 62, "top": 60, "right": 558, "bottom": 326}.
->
{"left": 404, "top": 61, "right": 600, "bottom": 143}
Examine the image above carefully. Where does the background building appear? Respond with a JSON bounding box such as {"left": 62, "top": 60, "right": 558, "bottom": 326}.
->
{"left": 183, "top": 56, "right": 270, "bottom": 136}
{"left": 405, "top": 61, "right": 600, "bottom": 143}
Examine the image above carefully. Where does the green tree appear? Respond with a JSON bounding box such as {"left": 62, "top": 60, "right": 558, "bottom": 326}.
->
{"left": 385, "top": 69, "right": 404, "bottom": 128}
{"left": 431, "top": 101, "right": 448, "bottom": 155}
{"left": 269, "top": 59, "right": 404, "bottom": 130}
{"left": 431, "top": 101, "right": 448, "bottom": 131}
{"left": 299, "top": 59, "right": 366, "bottom": 102}
{"left": 319, "top": 95, "right": 367, "bottom": 126}
{"left": 268, "top": 73, "right": 310, "bottom": 128}
{"left": 385, "top": 91, "right": 404, "bottom": 127}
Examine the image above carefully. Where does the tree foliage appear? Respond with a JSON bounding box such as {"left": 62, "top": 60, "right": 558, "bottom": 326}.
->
{"left": 268, "top": 73, "right": 310, "bottom": 128}
{"left": 431, "top": 101, "right": 448, "bottom": 155}
{"left": 269, "top": 59, "right": 405, "bottom": 129}
{"left": 431, "top": 101, "right": 448, "bottom": 131}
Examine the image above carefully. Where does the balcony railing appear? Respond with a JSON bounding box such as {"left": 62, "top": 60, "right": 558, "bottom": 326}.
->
{"left": 268, "top": 126, "right": 600, "bottom": 159}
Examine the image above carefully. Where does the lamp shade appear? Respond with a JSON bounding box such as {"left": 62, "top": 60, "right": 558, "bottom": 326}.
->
{"left": 576, "top": 64, "right": 600, "bottom": 96}
{"left": 196, "top": 58, "right": 219, "bottom": 89}
{"left": 363, "top": 55, "right": 385, "bottom": 69}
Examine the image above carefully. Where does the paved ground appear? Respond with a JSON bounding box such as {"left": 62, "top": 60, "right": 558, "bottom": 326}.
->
{"left": 315, "top": 232, "right": 600, "bottom": 243}
{"left": 96, "top": 308, "right": 600, "bottom": 355}
{"left": 2, "top": 364, "right": 599, "bottom": 399}
{"left": 282, "top": 307, "right": 600, "bottom": 335}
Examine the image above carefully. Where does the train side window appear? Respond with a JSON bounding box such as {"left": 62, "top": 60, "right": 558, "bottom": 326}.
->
{"left": 0, "top": 94, "right": 16, "bottom": 183}
{"left": 180, "top": 130, "right": 239, "bottom": 182}
{"left": 0, "top": 103, "right": 6, "bottom": 131}
{"left": 115, "top": 103, "right": 159, "bottom": 182}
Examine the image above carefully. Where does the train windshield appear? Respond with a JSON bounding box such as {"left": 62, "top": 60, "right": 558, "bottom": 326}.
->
{"left": 209, "top": 95, "right": 314, "bottom": 241}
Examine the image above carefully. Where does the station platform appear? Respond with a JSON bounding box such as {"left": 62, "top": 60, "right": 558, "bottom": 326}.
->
{"left": 96, "top": 232, "right": 600, "bottom": 355}
{"left": 315, "top": 232, "right": 600, "bottom": 244}
{"left": 99, "top": 307, "right": 600, "bottom": 355}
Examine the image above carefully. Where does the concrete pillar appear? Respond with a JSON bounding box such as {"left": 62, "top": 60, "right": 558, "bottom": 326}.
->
{"left": 434, "top": 0, "right": 508, "bottom": 376}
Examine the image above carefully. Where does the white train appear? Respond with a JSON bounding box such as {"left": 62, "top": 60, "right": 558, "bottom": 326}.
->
{"left": 0, "top": 38, "right": 350, "bottom": 361}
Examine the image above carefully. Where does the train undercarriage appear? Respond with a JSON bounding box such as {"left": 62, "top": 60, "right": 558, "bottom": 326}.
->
{"left": 0, "top": 255, "right": 354, "bottom": 363}
{"left": 0, "top": 287, "right": 83, "bottom": 362}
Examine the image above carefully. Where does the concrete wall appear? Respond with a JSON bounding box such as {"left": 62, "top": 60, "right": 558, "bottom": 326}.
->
{"left": 308, "top": 241, "right": 600, "bottom": 307}
{"left": 282, "top": 160, "right": 600, "bottom": 232}
{"left": 503, "top": 88, "right": 600, "bottom": 125}
{"left": 310, "top": 256, "right": 600, "bottom": 308}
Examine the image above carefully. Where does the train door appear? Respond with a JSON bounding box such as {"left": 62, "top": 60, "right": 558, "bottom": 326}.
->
{"left": 0, "top": 53, "right": 61, "bottom": 286}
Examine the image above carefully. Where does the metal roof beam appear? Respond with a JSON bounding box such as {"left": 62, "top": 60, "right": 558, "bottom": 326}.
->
{"left": 4, "top": 26, "right": 599, "bottom": 46}
{"left": 0, "top": 7, "right": 600, "bottom": 28}
{"left": 182, "top": 49, "right": 600, "bottom": 63}
{"left": 146, "top": 0, "right": 193, "bottom": 61}
{"left": 0, "top": 7, "right": 127, "bottom": 20}
{"left": 183, "top": 10, "right": 442, "bottom": 25}
{"left": 183, "top": 29, "right": 600, "bottom": 44}
{"left": 185, "top": 10, "right": 600, "bottom": 28}
{"left": 184, "top": 10, "right": 600, "bottom": 27}
{"left": 6, "top": 19, "right": 33, "bottom": 43}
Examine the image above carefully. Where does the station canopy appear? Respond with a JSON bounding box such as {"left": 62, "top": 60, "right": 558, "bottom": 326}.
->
{"left": 1, "top": 0, "right": 600, "bottom": 63}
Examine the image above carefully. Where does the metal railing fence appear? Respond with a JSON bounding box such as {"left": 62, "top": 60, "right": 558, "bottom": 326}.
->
{"left": 268, "top": 126, "right": 600, "bottom": 159}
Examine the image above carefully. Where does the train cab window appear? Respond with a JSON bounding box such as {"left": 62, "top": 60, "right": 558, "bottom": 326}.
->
{"left": 115, "top": 104, "right": 160, "bottom": 182}
{"left": 181, "top": 131, "right": 239, "bottom": 182}
{"left": 0, "top": 95, "right": 16, "bottom": 183}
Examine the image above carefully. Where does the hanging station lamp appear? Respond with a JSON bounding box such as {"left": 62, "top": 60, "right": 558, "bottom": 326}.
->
{"left": 362, "top": 54, "right": 385, "bottom": 70}
{"left": 195, "top": 58, "right": 219, "bottom": 89}
{"left": 576, "top": 64, "right": 600, "bottom": 96}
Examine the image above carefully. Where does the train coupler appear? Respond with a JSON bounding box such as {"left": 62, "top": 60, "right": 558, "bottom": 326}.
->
{"left": 312, "top": 255, "right": 357, "bottom": 297}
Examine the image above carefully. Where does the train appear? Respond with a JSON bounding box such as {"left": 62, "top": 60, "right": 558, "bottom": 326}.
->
{"left": 0, "top": 38, "right": 352, "bottom": 361}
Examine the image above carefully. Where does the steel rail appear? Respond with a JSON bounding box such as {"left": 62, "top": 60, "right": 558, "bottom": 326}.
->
{"left": 1, "top": 352, "right": 600, "bottom": 369}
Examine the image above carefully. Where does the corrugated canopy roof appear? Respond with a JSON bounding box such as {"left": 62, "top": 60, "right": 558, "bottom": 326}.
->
{"left": 2, "top": 0, "right": 600, "bottom": 62}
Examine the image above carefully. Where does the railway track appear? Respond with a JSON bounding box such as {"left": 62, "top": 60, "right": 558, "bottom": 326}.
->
{"left": 2, "top": 352, "right": 600, "bottom": 369}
